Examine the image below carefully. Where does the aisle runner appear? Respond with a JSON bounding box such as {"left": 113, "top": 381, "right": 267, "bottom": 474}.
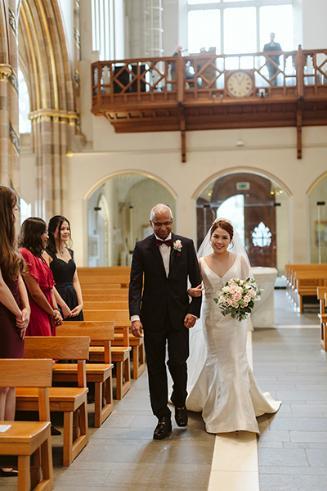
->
{"left": 208, "top": 332, "right": 259, "bottom": 491}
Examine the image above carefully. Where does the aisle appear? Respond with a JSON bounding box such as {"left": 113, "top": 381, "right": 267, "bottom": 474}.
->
{"left": 254, "top": 327, "right": 327, "bottom": 491}
{"left": 53, "top": 373, "right": 215, "bottom": 490}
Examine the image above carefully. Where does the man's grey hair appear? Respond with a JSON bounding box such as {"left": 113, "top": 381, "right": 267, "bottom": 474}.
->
{"left": 149, "top": 204, "right": 174, "bottom": 222}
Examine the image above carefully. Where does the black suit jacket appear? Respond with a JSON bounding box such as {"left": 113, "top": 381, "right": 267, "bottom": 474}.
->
{"left": 129, "top": 233, "right": 202, "bottom": 331}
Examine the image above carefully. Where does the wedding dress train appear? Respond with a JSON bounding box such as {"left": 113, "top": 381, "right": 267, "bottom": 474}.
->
{"left": 186, "top": 254, "right": 281, "bottom": 434}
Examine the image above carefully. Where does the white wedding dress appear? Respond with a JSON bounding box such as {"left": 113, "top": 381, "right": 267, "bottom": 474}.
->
{"left": 186, "top": 254, "right": 281, "bottom": 434}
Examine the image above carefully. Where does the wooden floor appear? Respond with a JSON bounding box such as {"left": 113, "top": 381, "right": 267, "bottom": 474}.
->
{"left": 0, "top": 290, "right": 326, "bottom": 491}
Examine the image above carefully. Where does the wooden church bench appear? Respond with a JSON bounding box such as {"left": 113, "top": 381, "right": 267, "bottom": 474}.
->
{"left": 54, "top": 323, "right": 115, "bottom": 427}
{"left": 0, "top": 358, "right": 53, "bottom": 491}
{"left": 83, "top": 300, "right": 128, "bottom": 310}
{"left": 295, "top": 274, "right": 327, "bottom": 313}
{"left": 84, "top": 308, "right": 144, "bottom": 380}
{"left": 78, "top": 266, "right": 131, "bottom": 277}
{"left": 83, "top": 293, "right": 128, "bottom": 302}
{"left": 317, "top": 287, "right": 327, "bottom": 351}
{"left": 83, "top": 312, "right": 132, "bottom": 399}
{"left": 16, "top": 336, "right": 90, "bottom": 467}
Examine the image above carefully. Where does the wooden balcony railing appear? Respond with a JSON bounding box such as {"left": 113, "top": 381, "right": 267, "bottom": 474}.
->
{"left": 91, "top": 47, "right": 327, "bottom": 161}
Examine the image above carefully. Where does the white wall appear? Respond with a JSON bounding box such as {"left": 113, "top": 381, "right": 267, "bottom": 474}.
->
{"left": 301, "top": 0, "right": 327, "bottom": 49}
{"left": 62, "top": 119, "right": 327, "bottom": 266}
{"left": 19, "top": 0, "right": 327, "bottom": 268}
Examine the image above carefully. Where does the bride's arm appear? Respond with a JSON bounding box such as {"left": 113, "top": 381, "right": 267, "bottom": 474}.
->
{"left": 240, "top": 255, "right": 253, "bottom": 280}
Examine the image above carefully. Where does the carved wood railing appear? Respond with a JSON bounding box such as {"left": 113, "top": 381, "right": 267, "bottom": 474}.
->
{"left": 91, "top": 47, "right": 327, "bottom": 107}
{"left": 91, "top": 47, "right": 327, "bottom": 161}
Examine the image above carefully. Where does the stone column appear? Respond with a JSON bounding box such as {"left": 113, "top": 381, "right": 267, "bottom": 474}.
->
{"left": 0, "top": 0, "right": 19, "bottom": 189}
{"left": 31, "top": 110, "right": 77, "bottom": 218}
{"left": 144, "top": 0, "right": 164, "bottom": 57}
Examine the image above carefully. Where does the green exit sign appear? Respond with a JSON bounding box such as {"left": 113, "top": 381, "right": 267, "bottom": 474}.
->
{"left": 236, "top": 182, "right": 250, "bottom": 191}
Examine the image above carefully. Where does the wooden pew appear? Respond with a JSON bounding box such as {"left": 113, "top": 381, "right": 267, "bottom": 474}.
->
{"left": 79, "top": 275, "right": 129, "bottom": 287}
{"left": 317, "top": 287, "right": 327, "bottom": 351}
{"left": 323, "top": 291, "right": 327, "bottom": 350}
{"left": 294, "top": 272, "right": 327, "bottom": 313}
{"left": 83, "top": 300, "right": 128, "bottom": 310}
{"left": 84, "top": 309, "right": 145, "bottom": 380}
{"left": 0, "top": 359, "right": 53, "bottom": 491}
{"left": 16, "top": 336, "right": 90, "bottom": 467}
{"left": 83, "top": 293, "right": 128, "bottom": 302}
{"left": 78, "top": 266, "right": 131, "bottom": 276}
{"left": 54, "top": 323, "right": 115, "bottom": 427}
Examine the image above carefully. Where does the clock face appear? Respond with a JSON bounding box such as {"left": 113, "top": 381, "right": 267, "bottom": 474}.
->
{"left": 226, "top": 71, "right": 254, "bottom": 98}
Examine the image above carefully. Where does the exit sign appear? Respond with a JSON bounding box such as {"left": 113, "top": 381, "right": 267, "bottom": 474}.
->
{"left": 236, "top": 182, "right": 250, "bottom": 191}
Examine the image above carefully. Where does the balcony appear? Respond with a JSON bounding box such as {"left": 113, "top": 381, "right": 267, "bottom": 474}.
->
{"left": 91, "top": 47, "right": 327, "bottom": 161}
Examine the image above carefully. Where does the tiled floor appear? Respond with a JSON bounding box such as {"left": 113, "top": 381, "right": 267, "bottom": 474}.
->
{"left": 0, "top": 290, "right": 326, "bottom": 490}
{"left": 274, "top": 290, "right": 317, "bottom": 326}
{"left": 254, "top": 327, "right": 327, "bottom": 491}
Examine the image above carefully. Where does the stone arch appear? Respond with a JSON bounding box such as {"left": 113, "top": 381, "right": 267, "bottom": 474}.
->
{"left": 85, "top": 169, "right": 177, "bottom": 266}
{"left": 84, "top": 169, "right": 178, "bottom": 201}
{"left": 192, "top": 165, "right": 293, "bottom": 200}
{"left": 18, "top": 0, "right": 77, "bottom": 217}
{"left": 306, "top": 170, "right": 327, "bottom": 195}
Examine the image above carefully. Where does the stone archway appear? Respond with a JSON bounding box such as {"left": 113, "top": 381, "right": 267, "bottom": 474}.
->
{"left": 0, "top": 0, "right": 20, "bottom": 188}
{"left": 195, "top": 169, "right": 291, "bottom": 270}
{"left": 18, "top": 0, "right": 78, "bottom": 217}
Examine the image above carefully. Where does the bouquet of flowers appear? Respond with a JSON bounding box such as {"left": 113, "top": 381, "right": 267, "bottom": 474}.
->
{"left": 214, "top": 277, "right": 260, "bottom": 321}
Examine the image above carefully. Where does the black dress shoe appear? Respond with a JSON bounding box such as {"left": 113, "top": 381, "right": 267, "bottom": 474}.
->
{"left": 175, "top": 406, "right": 188, "bottom": 427}
{"left": 153, "top": 416, "right": 172, "bottom": 440}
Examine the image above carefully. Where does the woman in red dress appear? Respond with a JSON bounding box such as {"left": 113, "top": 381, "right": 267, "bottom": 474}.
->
{"left": 0, "top": 186, "right": 30, "bottom": 476}
{"left": 19, "top": 218, "right": 62, "bottom": 335}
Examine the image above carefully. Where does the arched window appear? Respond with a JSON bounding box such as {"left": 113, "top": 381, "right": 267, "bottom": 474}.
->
{"left": 18, "top": 68, "right": 31, "bottom": 134}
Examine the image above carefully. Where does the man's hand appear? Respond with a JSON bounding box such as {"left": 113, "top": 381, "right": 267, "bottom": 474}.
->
{"left": 184, "top": 313, "right": 197, "bottom": 329}
{"left": 131, "top": 320, "right": 143, "bottom": 337}
{"left": 187, "top": 284, "right": 203, "bottom": 297}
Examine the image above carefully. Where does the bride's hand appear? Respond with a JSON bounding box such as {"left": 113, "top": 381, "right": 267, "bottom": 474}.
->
{"left": 188, "top": 284, "right": 203, "bottom": 297}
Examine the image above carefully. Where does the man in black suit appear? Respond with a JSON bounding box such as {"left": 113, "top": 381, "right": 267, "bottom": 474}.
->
{"left": 263, "top": 32, "right": 282, "bottom": 86}
{"left": 129, "top": 204, "right": 202, "bottom": 440}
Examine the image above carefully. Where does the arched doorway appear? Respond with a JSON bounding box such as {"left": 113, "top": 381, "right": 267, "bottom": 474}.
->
{"left": 196, "top": 172, "right": 290, "bottom": 271}
{"left": 308, "top": 174, "right": 327, "bottom": 263}
{"left": 87, "top": 172, "right": 176, "bottom": 266}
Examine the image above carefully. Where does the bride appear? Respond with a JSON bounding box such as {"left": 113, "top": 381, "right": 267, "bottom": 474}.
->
{"left": 186, "top": 218, "right": 281, "bottom": 434}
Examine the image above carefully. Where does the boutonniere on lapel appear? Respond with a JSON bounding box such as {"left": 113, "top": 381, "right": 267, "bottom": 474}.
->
{"left": 173, "top": 239, "right": 183, "bottom": 253}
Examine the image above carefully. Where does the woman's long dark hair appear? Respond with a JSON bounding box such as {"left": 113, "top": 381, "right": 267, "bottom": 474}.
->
{"left": 19, "top": 217, "right": 47, "bottom": 257}
{"left": 46, "top": 215, "right": 71, "bottom": 258}
{"left": 0, "top": 186, "right": 23, "bottom": 279}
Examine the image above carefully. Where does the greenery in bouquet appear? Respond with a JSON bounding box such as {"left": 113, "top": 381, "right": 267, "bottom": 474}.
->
{"left": 214, "top": 277, "right": 260, "bottom": 321}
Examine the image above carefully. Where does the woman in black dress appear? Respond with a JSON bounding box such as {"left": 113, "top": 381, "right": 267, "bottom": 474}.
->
{"left": 0, "top": 186, "right": 30, "bottom": 475}
{"left": 45, "top": 216, "right": 84, "bottom": 321}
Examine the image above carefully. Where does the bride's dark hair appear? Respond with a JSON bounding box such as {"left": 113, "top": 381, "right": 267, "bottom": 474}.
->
{"left": 210, "top": 219, "right": 234, "bottom": 240}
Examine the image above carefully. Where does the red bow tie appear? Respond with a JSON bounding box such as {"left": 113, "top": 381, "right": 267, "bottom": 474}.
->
{"left": 156, "top": 239, "right": 173, "bottom": 247}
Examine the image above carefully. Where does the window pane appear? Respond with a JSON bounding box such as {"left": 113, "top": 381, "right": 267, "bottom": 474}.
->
{"left": 260, "top": 5, "right": 293, "bottom": 52}
{"left": 18, "top": 69, "right": 31, "bottom": 134}
{"left": 188, "top": 0, "right": 219, "bottom": 4}
{"left": 224, "top": 7, "right": 256, "bottom": 54}
{"left": 188, "top": 10, "right": 220, "bottom": 54}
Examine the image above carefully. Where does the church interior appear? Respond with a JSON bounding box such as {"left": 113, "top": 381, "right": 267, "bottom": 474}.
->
{"left": 1, "top": 0, "right": 327, "bottom": 489}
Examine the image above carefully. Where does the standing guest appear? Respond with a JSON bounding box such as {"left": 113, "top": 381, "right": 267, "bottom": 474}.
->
{"left": 0, "top": 186, "right": 30, "bottom": 477}
{"left": 45, "top": 215, "right": 84, "bottom": 321}
{"left": 19, "top": 218, "right": 62, "bottom": 336}
{"left": 129, "top": 204, "right": 202, "bottom": 440}
{"left": 263, "top": 32, "right": 282, "bottom": 86}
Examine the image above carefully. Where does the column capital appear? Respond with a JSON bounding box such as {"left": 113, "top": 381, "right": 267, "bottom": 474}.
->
{"left": 29, "top": 108, "right": 79, "bottom": 123}
{"left": 0, "top": 64, "right": 13, "bottom": 80}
